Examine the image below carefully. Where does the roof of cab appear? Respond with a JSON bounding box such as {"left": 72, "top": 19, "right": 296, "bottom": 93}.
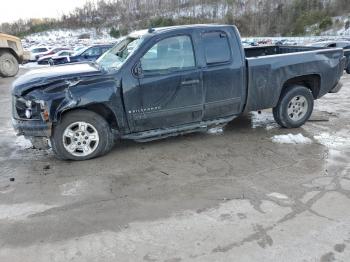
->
{"left": 128, "top": 24, "right": 232, "bottom": 38}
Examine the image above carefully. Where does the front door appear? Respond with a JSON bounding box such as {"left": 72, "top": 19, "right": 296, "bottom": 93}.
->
{"left": 132, "top": 35, "right": 204, "bottom": 132}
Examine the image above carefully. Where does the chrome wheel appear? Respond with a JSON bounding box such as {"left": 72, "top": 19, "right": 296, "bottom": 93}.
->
{"left": 62, "top": 121, "right": 99, "bottom": 157}
{"left": 287, "top": 95, "right": 308, "bottom": 121}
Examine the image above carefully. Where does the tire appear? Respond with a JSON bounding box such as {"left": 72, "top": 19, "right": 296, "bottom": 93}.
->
{"left": 0, "top": 51, "right": 19, "bottom": 77}
{"left": 50, "top": 110, "right": 115, "bottom": 161}
{"left": 273, "top": 85, "right": 314, "bottom": 128}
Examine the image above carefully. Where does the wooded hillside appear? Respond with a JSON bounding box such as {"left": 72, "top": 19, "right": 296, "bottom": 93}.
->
{"left": 1, "top": 0, "right": 350, "bottom": 37}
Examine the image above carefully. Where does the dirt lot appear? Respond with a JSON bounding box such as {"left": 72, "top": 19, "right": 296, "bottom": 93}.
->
{"left": 0, "top": 70, "right": 350, "bottom": 262}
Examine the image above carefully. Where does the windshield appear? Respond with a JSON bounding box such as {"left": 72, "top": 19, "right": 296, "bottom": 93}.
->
{"left": 72, "top": 46, "right": 89, "bottom": 56}
{"left": 97, "top": 37, "right": 143, "bottom": 70}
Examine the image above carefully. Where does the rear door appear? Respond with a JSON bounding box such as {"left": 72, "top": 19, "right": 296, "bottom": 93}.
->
{"left": 133, "top": 34, "right": 204, "bottom": 131}
{"left": 200, "top": 30, "right": 245, "bottom": 120}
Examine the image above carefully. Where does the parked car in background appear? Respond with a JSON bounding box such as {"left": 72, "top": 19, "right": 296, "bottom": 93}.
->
{"left": 307, "top": 40, "right": 350, "bottom": 48}
{"left": 35, "top": 47, "right": 70, "bottom": 62}
{"left": 307, "top": 41, "right": 350, "bottom": 73}
{"left": 50, "top": 44, "right": 112, "bottom": 65}
{"left": 38, "top": 49, "right": 74, "bottom": 65}
{"left": 28, "top": 46, "right": 51, "bottom": 61}
{"left": 241, "top": 40, "right": 258, "bottom": 47}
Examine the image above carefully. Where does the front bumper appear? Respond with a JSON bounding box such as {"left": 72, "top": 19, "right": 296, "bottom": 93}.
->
{"left": 12, "top": 118, "right": 52, "bottom": 137}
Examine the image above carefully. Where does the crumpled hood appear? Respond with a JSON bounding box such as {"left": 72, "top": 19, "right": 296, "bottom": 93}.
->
{"left": 12, "top": 63, "right": 104, "bottom": 96}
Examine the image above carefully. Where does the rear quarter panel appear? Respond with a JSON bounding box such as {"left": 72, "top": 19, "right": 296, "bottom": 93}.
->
{"left": 245, "top": 48, "right": 344, "bottom": 111}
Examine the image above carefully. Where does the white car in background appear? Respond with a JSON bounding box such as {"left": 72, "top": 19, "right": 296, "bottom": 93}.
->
{"left": 47, "top": 50, "right": 75, "bottom": 65}
{"left": 28, "top": 46, "right": 51, "bottom": 61}
{"left": 37, "top": 49, "right": 73, "bottom": 65}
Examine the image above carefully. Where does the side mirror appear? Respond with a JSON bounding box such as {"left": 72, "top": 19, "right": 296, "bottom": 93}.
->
{"left": 133, "top": 62, "right": 143, "bottom": 78}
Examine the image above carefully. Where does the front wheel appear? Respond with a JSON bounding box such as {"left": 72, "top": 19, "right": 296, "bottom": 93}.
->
{"left": 273, "top": 85, "right": 314, "bottom": 128}
{"left": 51, "top": 110, "right": 115, "bottom": 160}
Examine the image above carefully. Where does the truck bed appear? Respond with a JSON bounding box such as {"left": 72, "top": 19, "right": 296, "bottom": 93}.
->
{"left": 244, "top": 45, "right": 321, "bottom": 58}
{"left": 244, "top": 46, "right": 345, "bottom": 112}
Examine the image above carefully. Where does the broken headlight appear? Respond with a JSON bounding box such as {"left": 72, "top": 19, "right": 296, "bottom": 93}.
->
{"left": 15, "top": 98, "right": 49, "bottom": 121}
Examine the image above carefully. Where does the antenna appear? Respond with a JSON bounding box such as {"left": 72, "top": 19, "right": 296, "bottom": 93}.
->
{"left": 148, "top": 26, "right": 155, "bottom": 33}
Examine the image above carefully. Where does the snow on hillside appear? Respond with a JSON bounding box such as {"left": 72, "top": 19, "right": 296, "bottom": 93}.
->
{"left": 322, "top": 14, "right": 350, "bottom": 36}
{"left": 22, "top": 28, "right": 117, "bottom": 50}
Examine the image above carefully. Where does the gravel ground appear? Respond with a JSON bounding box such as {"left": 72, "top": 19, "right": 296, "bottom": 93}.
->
{"left": 0, "top": 70, "right": 350, "bottom": 262}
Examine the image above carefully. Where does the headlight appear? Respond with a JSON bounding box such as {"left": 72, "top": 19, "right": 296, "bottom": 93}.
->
{"left": 25, "top": 109, "right": 32, "bottom": 119}
{"left": 16, "top": 98, "right": 48, "bottom": 120}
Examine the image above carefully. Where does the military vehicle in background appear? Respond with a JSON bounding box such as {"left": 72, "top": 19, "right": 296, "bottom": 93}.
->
{"left": 0, "top": 33, "right": 26, "bottom": 77}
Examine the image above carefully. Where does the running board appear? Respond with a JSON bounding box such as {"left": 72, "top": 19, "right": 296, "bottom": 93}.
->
{"left": 121, "top": 116, "right": 236, "bottom": 142}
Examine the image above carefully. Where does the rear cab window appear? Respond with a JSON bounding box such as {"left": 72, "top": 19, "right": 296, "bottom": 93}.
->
{"left": 202, "top": 31, "right": 231, "bottom": 65}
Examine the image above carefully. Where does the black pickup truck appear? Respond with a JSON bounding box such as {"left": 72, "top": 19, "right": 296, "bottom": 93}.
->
{"left": 12, "top": 25, "right": 345, "bottom": 160}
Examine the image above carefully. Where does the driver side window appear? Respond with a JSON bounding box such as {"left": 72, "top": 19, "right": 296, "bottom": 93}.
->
{"left": 140, "top": 35, "right": 195, "bottom": 73}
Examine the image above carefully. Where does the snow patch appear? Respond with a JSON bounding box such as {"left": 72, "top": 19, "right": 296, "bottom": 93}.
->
{"left": 207, "top": 126, "right": 224, "bottom": 135}
{"left": 15, "top": 136, "right": 32, "bottom": 149}
{"left": 267, "top": 192, "right": 289, "bottom": 200}
{"left": 271, "top": 133, "right": 312, "bottom": 145}
{"left": 314, "top": 132, "right": 350, "bottom": 149}
{"left": 251, "top": 111, "right": 279, "bottom": 130}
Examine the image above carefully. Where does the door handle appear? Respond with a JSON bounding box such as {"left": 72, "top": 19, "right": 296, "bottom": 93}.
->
{"left": 181, "top": 79, "right": 200, "bottom": 85}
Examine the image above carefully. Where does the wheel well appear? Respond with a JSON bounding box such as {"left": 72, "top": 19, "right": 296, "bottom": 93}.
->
{"left": 60, "top": 104, "right": 119, "bottom": 130}
{"left": 0, "top": 48, "right": 20, "bottom": 62}
{"left": 282, "top": 74, "right": 321, "bottom": 99}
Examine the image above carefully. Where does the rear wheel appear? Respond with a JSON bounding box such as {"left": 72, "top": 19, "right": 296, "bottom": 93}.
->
{"left": 51, "top": 110, "right": 115, "bottom": 160}
{"left": 0, "top": 51, "right": 19, "bottom": 77}
{"left": 273, "top": 85, "right": 314, "bottom": 128}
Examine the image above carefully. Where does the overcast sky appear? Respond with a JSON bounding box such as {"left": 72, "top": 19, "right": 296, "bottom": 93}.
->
{"left": 0, "top": 0, "right": 90, "bottom": 23}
